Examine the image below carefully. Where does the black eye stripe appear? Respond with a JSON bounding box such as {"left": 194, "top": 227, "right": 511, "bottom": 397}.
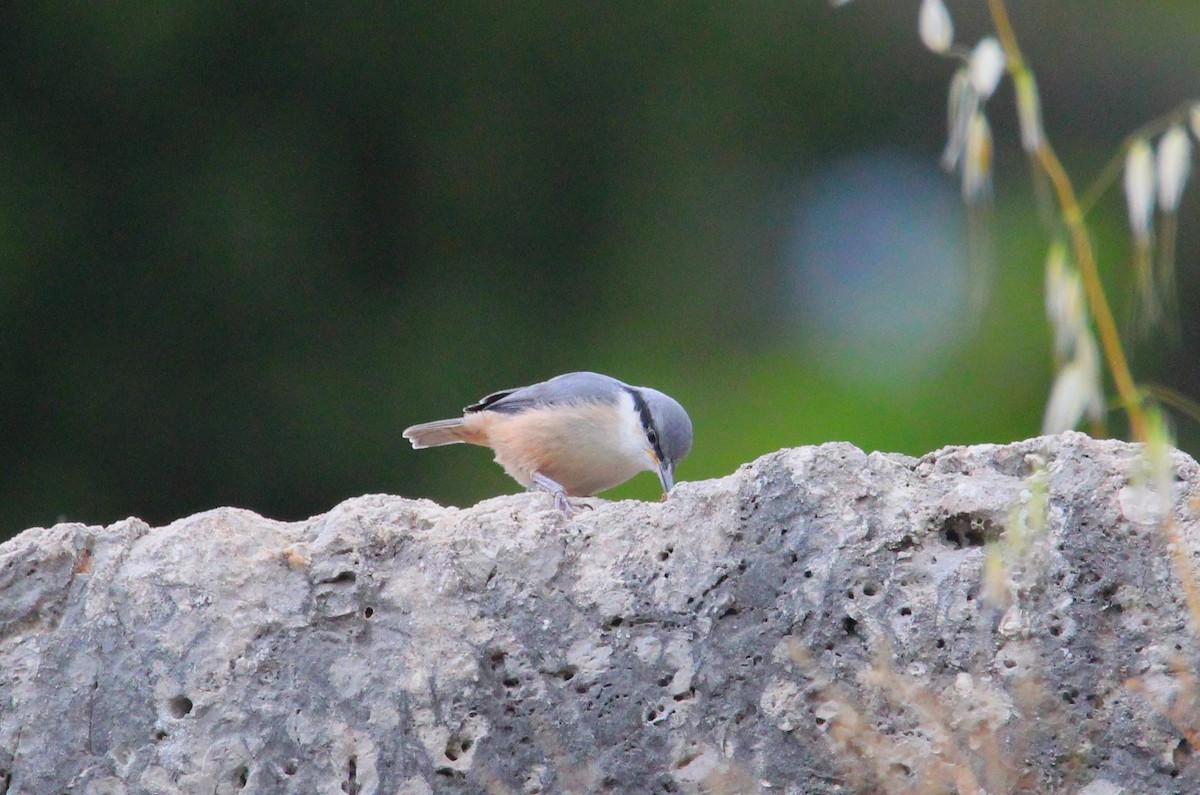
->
{"left": 624, "top": 386, "right": 666, "bottom": 460}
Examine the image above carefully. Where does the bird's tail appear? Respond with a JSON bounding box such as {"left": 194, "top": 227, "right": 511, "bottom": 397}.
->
{"left": 403, "top": 418, "right": 472, "bottom": 448}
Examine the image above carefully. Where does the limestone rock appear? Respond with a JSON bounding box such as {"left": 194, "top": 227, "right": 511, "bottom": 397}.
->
{"left": 2, "top": 432, "right": 1199, "bottom": 793}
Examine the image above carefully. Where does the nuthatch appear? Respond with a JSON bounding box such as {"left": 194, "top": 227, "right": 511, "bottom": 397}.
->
{"left": 403, "top": 371, "right": 693, "bottom": 514}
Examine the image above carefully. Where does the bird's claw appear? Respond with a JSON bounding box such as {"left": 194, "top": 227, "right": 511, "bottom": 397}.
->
{"left": 532, "top": 471, "right": 580, "bottom": 518}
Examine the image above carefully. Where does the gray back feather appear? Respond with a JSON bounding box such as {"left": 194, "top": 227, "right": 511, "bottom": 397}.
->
{"left": 465, "top": 371, "right": 625, "bottom": 414}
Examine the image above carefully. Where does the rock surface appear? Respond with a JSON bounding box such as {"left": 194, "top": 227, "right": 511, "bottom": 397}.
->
{"left": 3, "top": 432, "right": 1200, "bottom": 794}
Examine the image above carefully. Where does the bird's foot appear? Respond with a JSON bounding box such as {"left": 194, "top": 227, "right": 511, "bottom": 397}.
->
{"left": 532, "top": 472, "right": 577, "bottom": 517}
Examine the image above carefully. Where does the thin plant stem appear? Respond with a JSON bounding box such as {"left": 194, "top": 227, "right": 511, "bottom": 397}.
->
{"left": 986, "top": 0, "right": 1147, "bottom": 440}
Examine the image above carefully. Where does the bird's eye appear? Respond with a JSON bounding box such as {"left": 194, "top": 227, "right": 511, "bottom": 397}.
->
{"left": 647, "top": 428, "right": 659, "bottom": 447}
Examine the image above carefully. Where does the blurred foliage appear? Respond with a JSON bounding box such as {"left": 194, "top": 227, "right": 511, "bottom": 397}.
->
{"left": 2, "top": 2, "right": 1198, "bottom": 538}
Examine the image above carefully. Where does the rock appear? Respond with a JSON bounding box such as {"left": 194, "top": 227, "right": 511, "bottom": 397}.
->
{"left": 2, "top": 432, "right": 1199, "bottom": 794}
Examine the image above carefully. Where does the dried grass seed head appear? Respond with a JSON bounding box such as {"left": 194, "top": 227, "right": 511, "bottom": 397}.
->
{"left": 968, "top": 37, "right": 1006, "bottom": 100}
{"left": 1156, "top": 125, "right": 1192, "bottom": 214}
{"left": 1124, "top": 138, "right": 1157, "bottom": 242}
{"left": 919, "top": 0, "right": 953, "bottom": 54}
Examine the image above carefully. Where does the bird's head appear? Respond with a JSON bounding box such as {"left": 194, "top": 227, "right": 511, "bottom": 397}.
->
{"left": 635, "top": 387, "right": 693, "bottom": 495}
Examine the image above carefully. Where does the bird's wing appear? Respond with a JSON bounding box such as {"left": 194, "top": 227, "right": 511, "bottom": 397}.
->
{"left": 464, "top": 371, "right": 626, "bottom": 414}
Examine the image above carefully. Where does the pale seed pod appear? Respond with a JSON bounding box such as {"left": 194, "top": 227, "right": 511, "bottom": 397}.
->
{"left": 1155, "top": 126, "right": 1191, "bottom": 214}
{"left": 1014, "top": 71, "right": 1044, "bottom": 154}
{"left": 968, "top": 38, "right": 1006, "bottom": 100}
{"left": 918, "top": 0, "right": 953, "bottom": 54}
{"left": 1042, "top": 332, "right": 1103, "bottom": 435}
{"left": 1044, "top": 240, "right": 1069, "bottom": 325}
{"left": 962, "top": 110, "right": 993, "bottom": 203}
{"left": 1191, "top": 103, "right": 1200, "bottom": 141}
{"left": 941, "top": 69, "right": 977, "bottom": 172}
{"left": 1123, "top": 138, "right": 1156, "bottom": 243}
{"left": 1044, "top": 241, "right": 1085, "bottom": 359}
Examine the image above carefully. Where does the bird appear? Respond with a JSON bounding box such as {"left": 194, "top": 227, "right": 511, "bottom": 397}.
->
{"left": 402, "top": 371, "right": 693, "bottom": 514}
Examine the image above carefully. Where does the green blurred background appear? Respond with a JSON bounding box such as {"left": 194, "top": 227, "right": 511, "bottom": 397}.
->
{"left": 3, "top": 2, "right": 1199, "bottom": 539}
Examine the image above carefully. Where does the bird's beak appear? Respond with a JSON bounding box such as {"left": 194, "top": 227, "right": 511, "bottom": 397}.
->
{"left": 656, "top": 459, "right": 675, "bottom": 495}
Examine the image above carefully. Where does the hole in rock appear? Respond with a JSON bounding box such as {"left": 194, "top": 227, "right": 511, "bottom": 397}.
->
{"left": 324, "top": 570, "right": 356, "bottom": 585}
{"left": 940, "top": 513, "right": 996, "bottom": 548}
{"left": 1174, "top": 738, "right": 1192, "bottom": 773}
{"left": 233, "top": 766, "right": 248, "bottom": 789}
{"left": 445, "top": 733, "right": 476, "bottom": 763}
{"left": 673, "top": 751, "right": 699, "bottom": 770}
{"left": 167, "top": 695, "right": 193, "bottom": 718}
{"left": 342, "top": 755, "right": 358, "bottom": 794}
